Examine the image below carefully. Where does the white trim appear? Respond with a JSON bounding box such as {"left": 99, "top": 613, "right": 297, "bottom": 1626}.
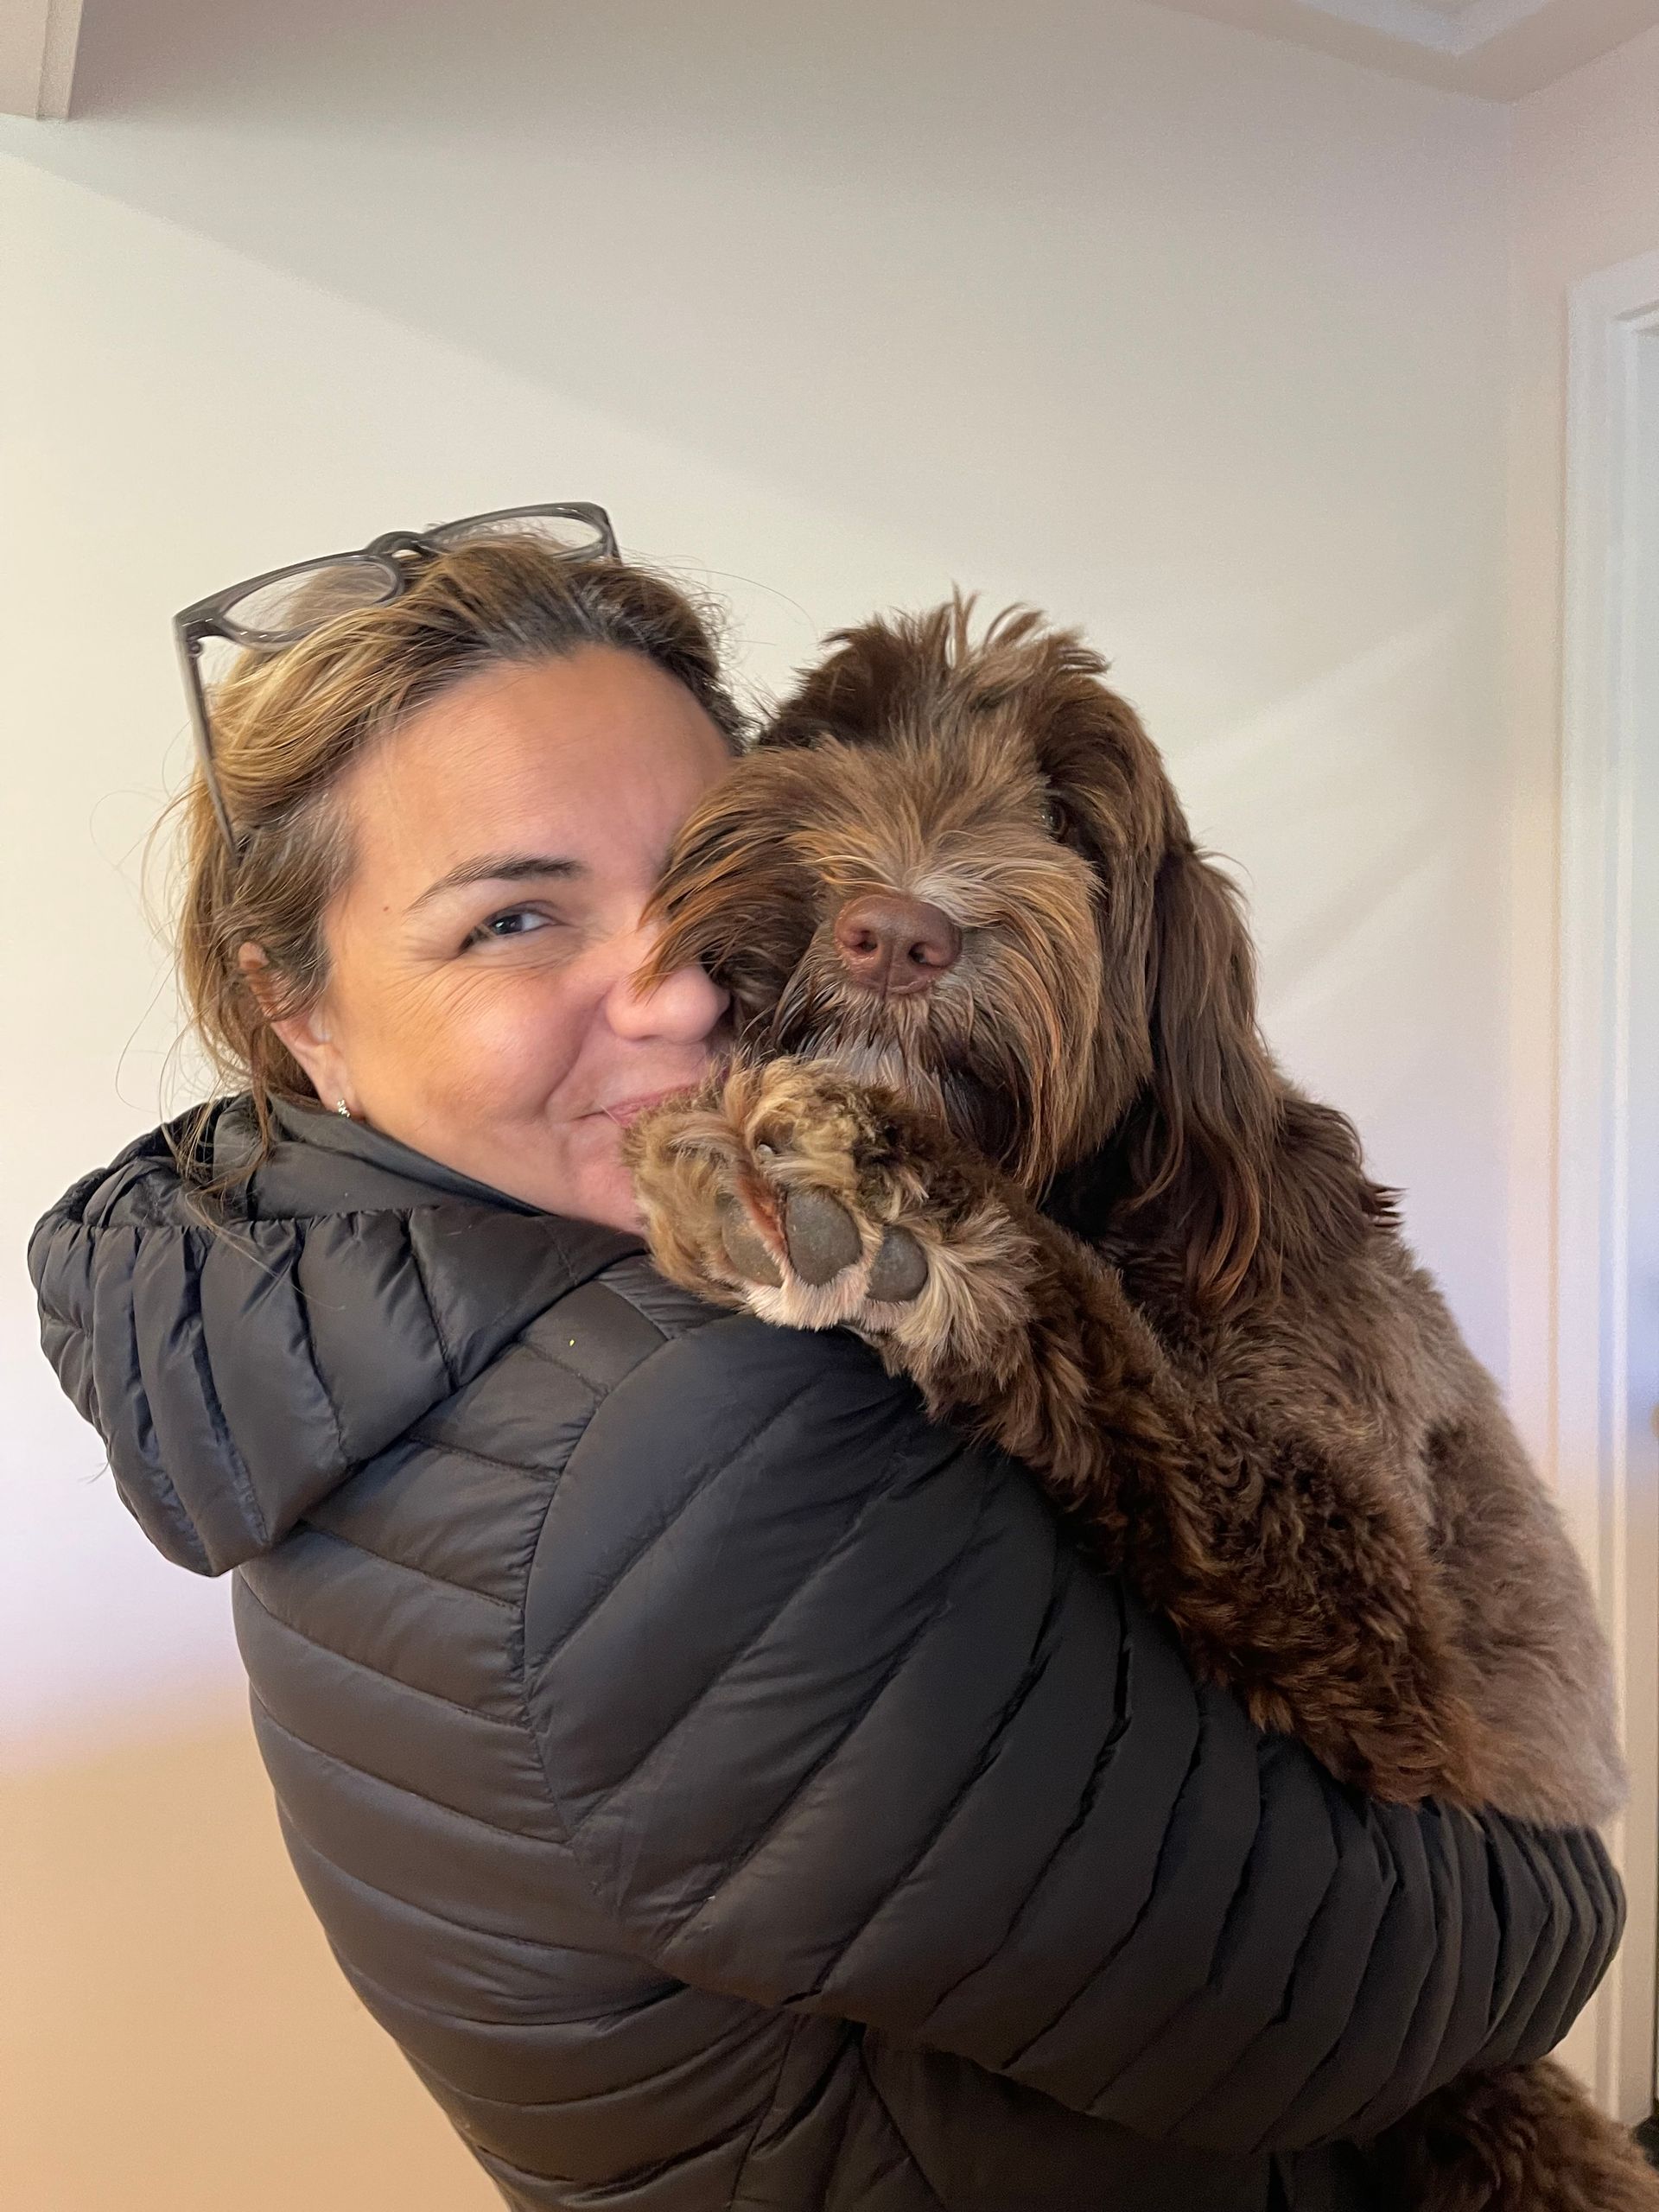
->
{"left": 1293, "top": 0, "right": 1558, "bottom": 56}
{"left": 0, "top": 0, "right": 84, "bottom": 123}
{"left": 1555, "top": 245, "right": 1659, "bottom": 2125}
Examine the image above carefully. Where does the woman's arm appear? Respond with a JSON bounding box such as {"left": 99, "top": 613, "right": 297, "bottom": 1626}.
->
{"left": 522, "top": 1306, "right": 1620, "bottom": 2156}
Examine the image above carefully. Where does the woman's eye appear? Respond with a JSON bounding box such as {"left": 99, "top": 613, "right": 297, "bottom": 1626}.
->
{"left": 465, "top": 906, "right": 558, "bottom": 949}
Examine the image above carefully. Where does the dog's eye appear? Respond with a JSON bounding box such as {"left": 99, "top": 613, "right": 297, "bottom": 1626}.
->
{"left": 1040, "top": 795, "right": 1070, "bottom": 840}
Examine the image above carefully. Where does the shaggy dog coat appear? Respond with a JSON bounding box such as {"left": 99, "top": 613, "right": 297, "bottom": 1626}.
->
{"left": 626, "top": 602, "right": 1649, "bottom": 2211}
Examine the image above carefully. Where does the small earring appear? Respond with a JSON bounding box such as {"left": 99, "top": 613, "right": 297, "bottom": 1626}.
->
{"left": 334, "top": 1098, "right": 352, "bottom": 1119}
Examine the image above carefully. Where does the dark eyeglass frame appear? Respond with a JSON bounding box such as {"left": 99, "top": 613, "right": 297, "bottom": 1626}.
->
{"left": 174, "top": 500, "right": 620, "bottom": 855}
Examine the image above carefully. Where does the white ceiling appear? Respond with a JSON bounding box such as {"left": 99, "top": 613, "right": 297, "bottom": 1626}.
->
{"left": 1138, "top": 0, "right": 1659, "bottom": 95}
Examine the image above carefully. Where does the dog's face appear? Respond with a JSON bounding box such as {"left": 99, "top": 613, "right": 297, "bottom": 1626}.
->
{"left": 644, "top": 601, "right": 1229, "bottom": 1198}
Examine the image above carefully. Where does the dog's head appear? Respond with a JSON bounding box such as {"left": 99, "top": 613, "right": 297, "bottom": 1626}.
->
{"left": 645, "top": 599, "right": 1284, "bottom": 1307}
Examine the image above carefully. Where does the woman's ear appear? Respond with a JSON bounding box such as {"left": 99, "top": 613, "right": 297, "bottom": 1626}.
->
{"left": 237, "top": 944, "right": 352, "bottom": 1113}
{"left": 1139, "top": 847, "right": 1280, "bottom": 1308}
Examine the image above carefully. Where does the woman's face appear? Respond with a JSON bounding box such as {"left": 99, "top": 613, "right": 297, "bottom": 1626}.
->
{"left": 266, "top": 647, "right": 735, "bottom": 1230}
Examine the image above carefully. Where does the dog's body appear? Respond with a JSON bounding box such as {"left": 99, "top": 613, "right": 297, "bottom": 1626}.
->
{"left": 626, "top": 602, "right": 1647, "bottom": 2208}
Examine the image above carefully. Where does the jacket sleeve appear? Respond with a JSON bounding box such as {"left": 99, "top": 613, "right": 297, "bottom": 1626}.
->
{"left": 522, "top": 1309, "right": 1623, "bottom": 2157}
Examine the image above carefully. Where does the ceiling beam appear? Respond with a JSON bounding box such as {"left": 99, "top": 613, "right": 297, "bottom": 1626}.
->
{"left": 0, "top": 0, "right": 85, "bottom": 122}
{"left": 1300, "top": 0, "right": 1556, "bottom": 58}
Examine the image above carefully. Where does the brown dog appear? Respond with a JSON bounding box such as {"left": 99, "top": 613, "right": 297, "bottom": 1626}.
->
{"left": 626, "top": 601, "right": 1650, "bottom": 2209}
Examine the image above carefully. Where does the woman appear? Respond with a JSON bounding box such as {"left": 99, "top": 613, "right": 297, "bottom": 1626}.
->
{"left": 31, "top": 509, "right": 1622, "bottom": 2212}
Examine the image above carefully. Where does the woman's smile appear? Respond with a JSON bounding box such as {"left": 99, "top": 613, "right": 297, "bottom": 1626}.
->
{"left": 597, "top": 1084, "right": 695, "bottom": 1128}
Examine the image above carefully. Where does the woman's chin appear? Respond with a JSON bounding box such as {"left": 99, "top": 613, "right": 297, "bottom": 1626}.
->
{"left": 565, "top": 1127, "right": 645, "bottom": 1234}
{"left": 440, "top": 1114, "right": 633, "bottom": 1229}
{"left": 557, "top": 1154, "right": 643, "bottom": 1233}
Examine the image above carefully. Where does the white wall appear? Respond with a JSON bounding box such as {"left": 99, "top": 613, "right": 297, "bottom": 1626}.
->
{"left": 1, "top": 3, "right": 1518, "bottom": 2201}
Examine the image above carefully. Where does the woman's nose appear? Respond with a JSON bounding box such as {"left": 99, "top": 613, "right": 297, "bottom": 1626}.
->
{"left": 607, "top": 925, "right": 729, "bottom": 1044}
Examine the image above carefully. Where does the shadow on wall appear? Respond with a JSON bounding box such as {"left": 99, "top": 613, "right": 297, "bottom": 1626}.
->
{"left": 0, "top": 1712, "right": 498, "bottom": 2211}
{"left": 2, "top": 0, "right": 1504, "bottom": 715}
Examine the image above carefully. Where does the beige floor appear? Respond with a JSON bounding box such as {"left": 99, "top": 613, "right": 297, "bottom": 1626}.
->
{"left": 3, "top": 1708, "right": 499, "bottom": 2211}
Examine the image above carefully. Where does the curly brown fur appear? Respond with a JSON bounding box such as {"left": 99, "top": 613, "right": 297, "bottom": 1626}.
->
{"left": 1375, "top": 2063, "right": 1659, "bottom": 2211}
{"left": 628, "top": 597, "right": 1641, "bottom": 2209}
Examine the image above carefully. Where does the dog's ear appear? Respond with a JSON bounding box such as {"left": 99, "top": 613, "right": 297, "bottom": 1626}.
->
{"left": 1017, "top": 640, "right": 1171, "bottom": 869}
{"left": 1137, "top": 842, "right": 1281, "bottom": 1310}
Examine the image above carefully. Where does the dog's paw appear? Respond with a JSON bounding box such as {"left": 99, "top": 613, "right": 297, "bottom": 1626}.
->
{"left": 626, "top": 1058, "right": 939, "bottom": 1333}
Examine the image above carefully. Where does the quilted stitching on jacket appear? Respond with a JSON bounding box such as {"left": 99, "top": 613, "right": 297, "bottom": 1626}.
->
{"left": 29, "top": 1102, "right": 1625, "bottom": 2211}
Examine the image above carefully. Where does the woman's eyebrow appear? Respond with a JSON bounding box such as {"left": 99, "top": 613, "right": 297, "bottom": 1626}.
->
{"left": 410, "top": 854, "right": 583, "bottom": 910}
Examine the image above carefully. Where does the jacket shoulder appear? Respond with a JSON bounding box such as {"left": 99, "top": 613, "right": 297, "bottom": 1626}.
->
{"left": 524, "top": 1253, "right": 726, "bottom": 1385}
{"left": 526, "top": 1252, "right": 901, "bottom": 1405}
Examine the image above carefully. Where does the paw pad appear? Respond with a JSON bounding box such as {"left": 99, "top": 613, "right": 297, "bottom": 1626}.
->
{"left": 718, "top": 1198, "right": 782, "bottom": 1287}
{"left": 782, "top": 1188, "right": 862, "bottom": 1285}
{"left": 867, "top": 1227, "right": 928, "bottom": 1303}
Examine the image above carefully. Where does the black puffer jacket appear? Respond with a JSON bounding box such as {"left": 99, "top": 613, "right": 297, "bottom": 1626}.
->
{"left": 31, "top": 1100, "right": 1622, "bottom": 2212}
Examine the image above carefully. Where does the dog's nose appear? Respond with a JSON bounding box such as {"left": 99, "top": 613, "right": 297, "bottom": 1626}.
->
{"left": 832, "top": 893, "right": 963, "bottom": 997}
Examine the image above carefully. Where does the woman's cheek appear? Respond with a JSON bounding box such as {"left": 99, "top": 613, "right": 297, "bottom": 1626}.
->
{"left": 427, "top": 964, "right": 587, "bottom": 1119}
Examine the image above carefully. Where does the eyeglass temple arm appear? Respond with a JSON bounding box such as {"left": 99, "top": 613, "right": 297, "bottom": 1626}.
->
{"left": 174, "top": 621, "right": 241, "bottom": 855}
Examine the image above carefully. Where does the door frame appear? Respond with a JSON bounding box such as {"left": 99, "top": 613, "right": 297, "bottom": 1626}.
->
{"left": 1555, "top": 245, "right": 1659, "bottom": 2124}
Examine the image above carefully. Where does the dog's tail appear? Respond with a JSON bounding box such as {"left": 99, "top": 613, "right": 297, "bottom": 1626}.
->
{"left": 1371, "top": 2057, "right": 1659, "bottom": 2210}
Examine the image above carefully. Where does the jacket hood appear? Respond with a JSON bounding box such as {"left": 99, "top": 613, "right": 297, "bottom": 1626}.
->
{"left": 29, "top": 1098, "right": 640, "bottom": 1575}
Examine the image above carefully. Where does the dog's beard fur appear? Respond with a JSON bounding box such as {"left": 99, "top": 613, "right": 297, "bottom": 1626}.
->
{"left": 763, "top": 830, "right": 1120, "bottom": 1192}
